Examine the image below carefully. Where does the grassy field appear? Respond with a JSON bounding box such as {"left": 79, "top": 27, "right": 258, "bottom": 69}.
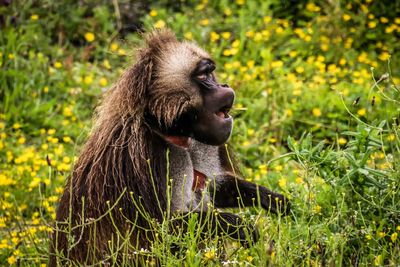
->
{"left": 1, "top": 0, "right": 400, "bottom": 266}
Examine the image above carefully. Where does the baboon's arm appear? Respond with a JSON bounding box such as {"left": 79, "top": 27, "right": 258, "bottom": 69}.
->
{"left": 210, "top": 174, "right": 290, "bottom": 215}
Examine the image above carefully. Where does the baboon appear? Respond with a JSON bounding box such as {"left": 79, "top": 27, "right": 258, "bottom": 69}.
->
{"left": 49, "top": 29, "right": 290, "bottom": 266}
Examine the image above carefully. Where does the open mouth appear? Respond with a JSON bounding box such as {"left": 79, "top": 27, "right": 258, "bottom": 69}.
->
{"left": 215, "top": 106, "right": 231, "bottom": 119}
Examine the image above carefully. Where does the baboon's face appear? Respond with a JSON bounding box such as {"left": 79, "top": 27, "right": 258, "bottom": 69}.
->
{"left": 166, "top": 58, "right": 235, "bottom": 146}
{"left": 146, "top": 39, "right": 235, "bottom": 146}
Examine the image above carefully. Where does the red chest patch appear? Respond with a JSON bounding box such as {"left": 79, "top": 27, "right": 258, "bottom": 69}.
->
{"left": 192, "top": 169, "right": 207, "bottom": 192}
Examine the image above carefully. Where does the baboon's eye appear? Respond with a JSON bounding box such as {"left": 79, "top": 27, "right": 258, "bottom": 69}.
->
{"left": 196, "top": 72, "right": 211, "bottom": 81}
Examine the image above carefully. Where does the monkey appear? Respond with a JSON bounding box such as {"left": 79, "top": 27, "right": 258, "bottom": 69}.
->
{"left": 49, "top": 29, "right": 290, "bottom": 266}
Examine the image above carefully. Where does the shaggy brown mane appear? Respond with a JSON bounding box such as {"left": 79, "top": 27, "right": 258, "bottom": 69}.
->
{"left": 49, "top": 30, "right": 184, "bottom": 265}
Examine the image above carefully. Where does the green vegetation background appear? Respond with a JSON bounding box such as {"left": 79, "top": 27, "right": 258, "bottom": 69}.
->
{"left": 0, "top": 0, "right": 399, "bottom": 266}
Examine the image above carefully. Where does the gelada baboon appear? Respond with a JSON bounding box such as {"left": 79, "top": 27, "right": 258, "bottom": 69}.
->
{"left": 49, "top": 29, "right": 290, "bottom": 266}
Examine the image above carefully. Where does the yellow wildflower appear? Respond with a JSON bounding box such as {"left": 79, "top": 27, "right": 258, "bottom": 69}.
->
{"left": 31, "top": 14, "right": 39, "bottom": 20}
{"left": 154, "top": 20, "right": 166, "bottom": 29}
{"left": 210, "top": 32, "right": 220, "bottom": 42}
{"left": 149, "top": 10, "right": 157, "bottom": 17}
{"left": 17, "top": 137, "right": 26, "bottom": 144}
{"left": 374, "top": 255, "right": 382, "bottom": 266}
{"left": 368, "top": 21, "right": 377, "bottom": 28}
{"left": 221, "top": 32, "right": 231, "bottom": 40}
{"left": 54, "top": 61, "right": 62, "bottom": 69}
{"left": 391, "top": 232, "right": 398, "bottom": 242}
{"left": 7, "top": 255, "right": 16, "bottom": 265}
{"left": 357, "top": 108, "right": 366, "bottom": 117}
{"left": 84, "top": 32, "right": 95, "bottom": 42}
{"left": 312, "top": 108, "right": 322, "bottom": 117}
{"left": 313, "top": 205, "right": 322, "bottom": 213}
{"left": 204, "top": 249, "right": 216, "bottom": 260}
{"left": 99, "top": 77, "right": 108, "bottom": 87}
{"left": 380, "top": 17, "right": 389, "bottom": 23}
{"left": 200, "top": 19, "right": 209, "bottom": 26}
{"left": 295, "top": 66, "right": 304, "bottom": 73}
{"left": 224, "top": 8, "right": 232, "bottom": 16}
{"left": 342, "top": 14, "right": 351, "bottom": 21}
{"left": 110, "top": 42, "right": 119, "bottom": 52}
{"left": 84, "top": 75, "right": 93, "bottom": 85}
{"left": 278, "top": 177, "right": 287, "bottom": 188}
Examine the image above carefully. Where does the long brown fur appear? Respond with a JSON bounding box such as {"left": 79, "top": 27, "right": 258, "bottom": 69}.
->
{"left": 49, "top": 29, "right": 211, "bottom": 266}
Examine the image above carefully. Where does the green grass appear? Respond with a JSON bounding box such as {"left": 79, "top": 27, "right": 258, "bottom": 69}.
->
{"left": 1, "top": 0, "right": 399, "bottom": 266}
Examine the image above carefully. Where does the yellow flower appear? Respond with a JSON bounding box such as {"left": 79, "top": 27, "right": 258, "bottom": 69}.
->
{"left": 200, "top": 19, "right": 209, "bottom": 26}
{"left": 374, "top": 255, "right": 382, "bottom": 266}
{"left": 110, "top": 42, "right": 119, "bottom": 52}
{"left": 7, "top": 255, "right": 16, "bottom": 265}
{"left": 342, "top": 14, "right": 351, "bottom": 21}
{"left": 295, "top": 177, "right": 303, "bottom": 184}
{"left": 236, "top": 0, "right": 245, "bottom": 5}
{"left": 103, "top": 59, "right": 111, "bottom": 69}
{"left": 13, "top": 123, "right": 21, "bottom": 129}
{"left": 224, "top": 8, "right": 232, "bottom": 16}
{"left": 391, "top": 232, "right": 398, "bottom": 242}
{"left": 368, "top": 21, "right": 377, "bottom": 28}
{"left": 338, "top": 137, "right": 347, "bottom": 145}
{"left": 63, "top": 106, "right": 73, "bottom": 117}
{"left": 320, "top": 43, "right": 329, "bottom": 51}
{"left": 232, "top": 39, "right": 240, "bottom": 48}
{"left": 377, "top": 231, "right": 385, "bottom": 238}
{"left": 221, "top": 32, "right": 231, "bottom": 40}
{"left": 31, "top": 14, "right": 39, "bottom": 20}
{"left": 378, "top": 51, "right": 390, "bottom": 61}
{"left": 312, "top": 108, "right": 322, "bottom": 117}
{"left": 247, "top": 128, "right": 254, "bottom": 136}
{"left": 313, "top": 205, "right": 322, "bottom": 213}
{"left": 0, "top": 174, "right": 15, "bottom": 186}
{"left": 295, "top": 66, "right": 304, "bottom": 73}
{"left": 17, "top": 137, "right": 26, "bottom": 144}
{"left": 380, "top": 17, "right": 389, "bottom": 23}
{"left": 275, "top": 165, "right": 283, "bottom": 171}
{"left": 242, "top": 140, "right": 250, "bottom": 147}
{"left": 357, "top": 108, "right": 366, "bottom": 117}
{"left": 149, "top": 10, "right": 157, "bottom": 17}
{"left": 339, "top": 58, "right": 347, "bottom": 66}
{"left": 204, "top": 249, "right": 216, "bottom": 260}
{"left": 245, "top": 30, "right": 254, "bottom": 38}
{"left": 387, "top": 134, "right": 396, "bottom": 141}
{"left": 222, "top": 49, "right": 231, "bottom": 56}
{"left": 210, "top": 31, "right": 220, "bottom": 42}
{"left": 306, "top": 3, "right": 320, "bottom": 12}
{"left": 271, "top": 60, "right": 283, "bottom": 68}
{"left": 54, "top": 61, "right": 62, "bottom": 69}
{"left": 263, "top": 16, "right": 272, "bottom": 24}
{"left": 43, "top": 86, "right": 49, "bottom": 93}
{"left": 154, "top": 20, "right": 166, "bottom": 29}
{"left": 278, "top": 177, "right": 287, "bottom": 188}
{"left": 289, "top": 51, "right": 297, "bottom": 57}
{"left": 304, "top": 35, "right": 312, "bottom": 42}
{"left": 84, "top": 75, "right": 93, "bottom": 85}
{"left": 84, "top": 32, "right": 95, "bottom": 42}
{"left": 184, "top": 32, "right": 193, "bottom": 40}
{"left": 99, "top": 77, "right": 108, "bottom": 87}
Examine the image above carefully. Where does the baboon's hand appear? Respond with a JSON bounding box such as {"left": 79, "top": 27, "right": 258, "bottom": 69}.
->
{"left": 260, "top": 190, "right": 291, "bottom": 215}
